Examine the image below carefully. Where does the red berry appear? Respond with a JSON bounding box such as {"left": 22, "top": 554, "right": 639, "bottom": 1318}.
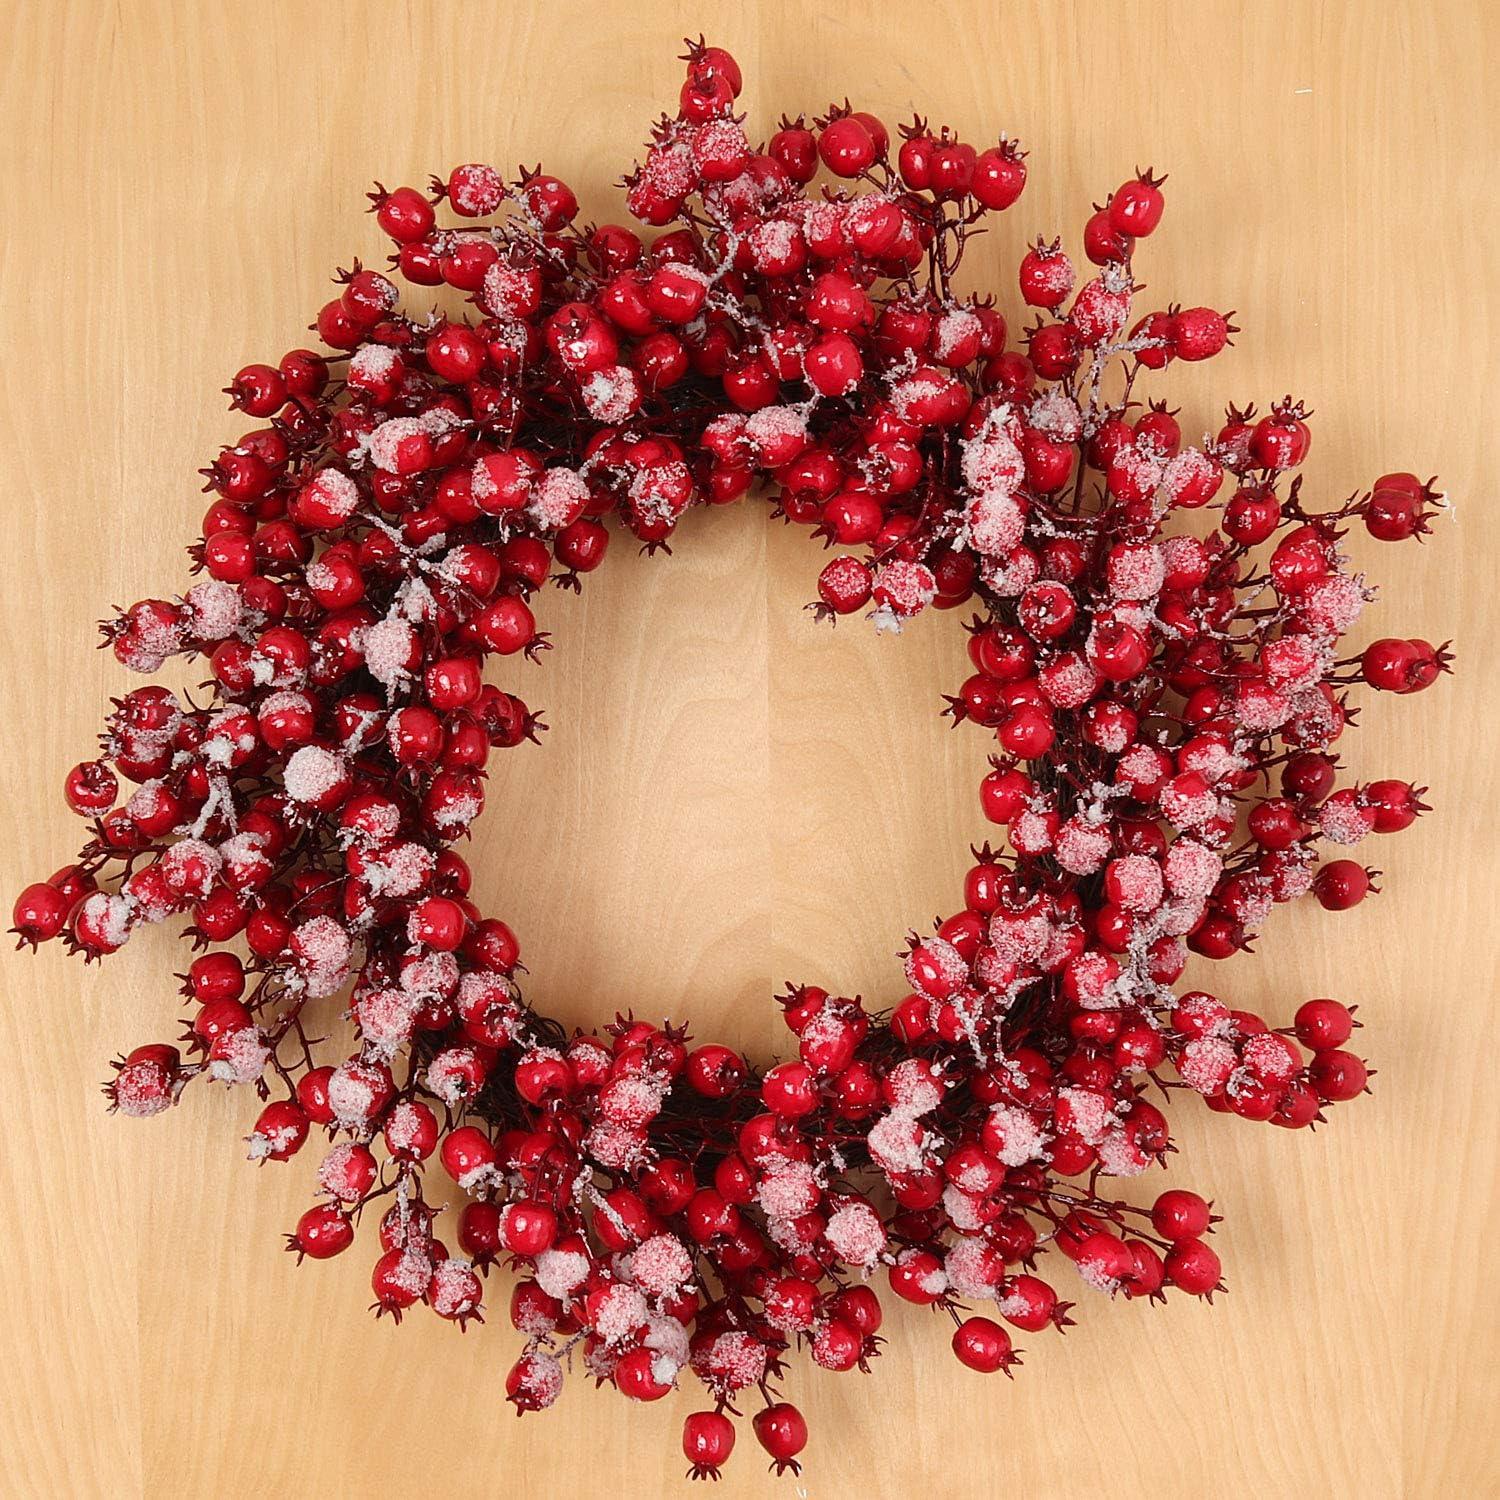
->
{"left": 769, "top": 123, "right": 817, "bottom": 184}
{"left": 818, "top": 116, "right": 876, "bottom": 177}
{"left": 952, "top": 1316, "right": 1017, "bottom": 1373}
{"left": 683, "top": 1410, "right": 736, "bottom": 1479}
{"left": 376, "top": 185, "right": 434, "bottom": 242}
{"left": 1171, "top": 307, "right": 1230, "bottom": 361}
{"left": 500, "top": 1201, "right": 558, "bottom": 1256}
{"left": 1313, "top": 860, "right": 1373, "bottom": 911}
{"left": 804, "top": 332, "right": 864, "bottom": 396}
{"left": 371, "top": 1246, "right": 432, "bottom": 1319}
{"left": 752, "top": 1403, "right": 808, "bottom": 1475}
{"left": 972, "top": 143, "right": 1027, "bottom": 209}
{"left": 1310, "top": 1049, "right": 1369, "bottom": 1102}
{"left": 12, "top": 882, "right": 72, "bottom": 946}
{"left": 1019, "top": 241, "right": 1074, "bottom": 309}
{"left": 289, "top": 1204, "right": 354, "bottom": 1261}
{"left": 1108, "top": 172, "right": 1165, "bottom": 237}
{"left": 614, "top": 1347, "right": 673, "bottom": 1401}
{"left": 1163, "top": 1238, "right": 1221, "bottom": 1295}
{"left": 1294, "top": 998, "right": 1354, "bottom": 1050}
{"left": 1151, "top": 1189, "right": 1212, "bottom": 1241}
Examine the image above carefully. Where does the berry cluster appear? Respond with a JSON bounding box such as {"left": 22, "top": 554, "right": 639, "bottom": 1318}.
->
{"left": 15, "top": 39, "right": 1447, "bottom": 1481}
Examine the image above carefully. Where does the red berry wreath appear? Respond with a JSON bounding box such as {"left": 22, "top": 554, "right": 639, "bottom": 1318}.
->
{"left": 14, "top": 37, "right": 1450, "bottom": 1482}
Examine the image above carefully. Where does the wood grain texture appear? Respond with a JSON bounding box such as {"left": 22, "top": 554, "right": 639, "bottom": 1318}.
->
{"left": 0, "top": 1, "right": 1496, "bottom": 1494}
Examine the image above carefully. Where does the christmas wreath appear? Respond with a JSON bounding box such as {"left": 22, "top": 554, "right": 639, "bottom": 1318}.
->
{"left": 14, "top": 38, "right": 1449, "bottom": 1481}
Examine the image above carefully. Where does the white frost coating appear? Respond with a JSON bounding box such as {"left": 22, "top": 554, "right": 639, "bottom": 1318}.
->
{"left": 534, "top": 1248, "right": 590, "bottom": 1300}
{"left": 209, "top": 1026, "right": 270, "bottom": 1085}
{"left": 626, "top": 1234, "right": 694, "bottom": 1299}
{"left": 361, "top": 617, "right": 417, "bottom": 695}
{"left": 1056, "top": 1087, "right": 1116, "bottom": 1145}
{"left": 283, "top": 745, "right": 346, "bottom": 804}
{"left": 823, "top": 1202, "right": 886, "bottom": 1267}
{"left": 528, "top": 467, "right": 589, "bottom": 529}
{"left": 986, "top": 1104, "right": 1049, "bottom": 1167}
{"left": 78, "top": 892, "right": 136, "bottom": 949}
{"left": 1096, "top": 1128, "right": 1150, "bottom": 1177}
{"left": 592, "top": 1283, "right": 649, "bottom": 1346}
{"left": 945, "top": 1236, "right": 1003, "bottom": 1298}
{"left": 580, "top": 365, "right": 640, "bottom": 423}
{"left": 184, "top": 580, "right": 244, "bottom": 640}
{"left": 754, "top": 1157, "right": 820, "bottom": 1221}
{"left": 290, "top": 915, "right": 352, "bottom": 997}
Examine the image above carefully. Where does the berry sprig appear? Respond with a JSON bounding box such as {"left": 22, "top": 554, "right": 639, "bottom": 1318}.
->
{"left": 14, "top": 38, "right": 1448, "bottom": 1482}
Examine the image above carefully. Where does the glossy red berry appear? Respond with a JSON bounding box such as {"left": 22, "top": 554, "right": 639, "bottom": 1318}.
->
{"left": 952, "top": 1316, "right": 1017, "bottom": 1373}
{"left": 752, "top": 1403, "right": 808, "bottom": 1475}
{"left": 1313, "top": 860, "right": 1373, "bottom": 911}
{"left": 289, "top": 1204, "right": 354, "bottom": 1261}
{"left": 818, "top": 116, "right": 877, "bottom": 177}
{"left": 1108, "top": 171, "right": 1165, "bottom": 238}
{"left": 1294, "top": 998, "right": 1354, "bottom": 1050}
{"left": 1151, "top": 1189, "right": 1212, "bottom": 1241}
{"left": 972, "top": 143, "right": 1027, "bottom": 209}
{"left": 683, "top": 1410, "right": 736, "bottom": 1479}
{"left": 12, "top": 883, "right": 72, "bottom": 946}
{"left": 1163, "top": 1238, "right": 1221, "bottom": 1295}
{"left": 1310, "top": 1049, "right": 1369, "bottom": 1102}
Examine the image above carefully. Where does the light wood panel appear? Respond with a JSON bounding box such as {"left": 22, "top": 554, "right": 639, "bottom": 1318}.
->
{"left": 0, "top": 1, "right": 1495, "bottom": 1495}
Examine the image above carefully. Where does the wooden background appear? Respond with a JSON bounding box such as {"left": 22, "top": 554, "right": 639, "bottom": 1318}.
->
{"left": 1, "top": 1, "right": 1495, "bottom": 1494}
